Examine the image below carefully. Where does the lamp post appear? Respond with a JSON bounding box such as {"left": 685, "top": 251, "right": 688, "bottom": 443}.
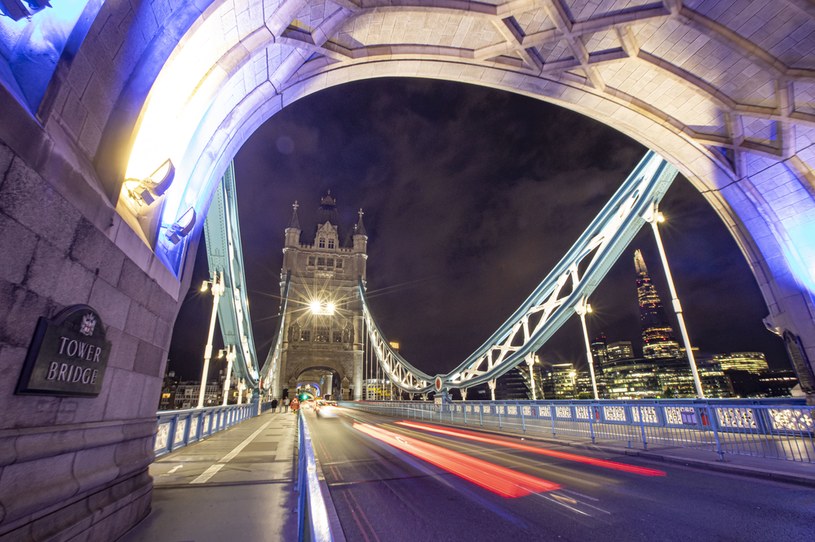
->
{"left": 198, "top": 270, "right": 225, "bottom": 409}
{"left": 220, "top": 345, "right": 235, "bottom": 406}
{"left": 644, "top": 203, "right": 705, "bottom": 398}
{"left": 237, "top": 379, "right": 245, "bottom": 405}
{"left": 575, "top": 296, "right": 599, "bottom": 400}
{"left": 525, "top": 354, "right": 538, "bottom": 401}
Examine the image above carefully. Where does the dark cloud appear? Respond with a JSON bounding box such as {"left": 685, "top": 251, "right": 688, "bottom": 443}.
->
{"left": 168, "top": 78, "right": 790, "bottom": 381}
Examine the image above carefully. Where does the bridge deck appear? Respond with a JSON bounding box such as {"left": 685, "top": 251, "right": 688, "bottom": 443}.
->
{"left": 120, "top": 410, "right": 298, "bottom": 541}
{"left": 119, "top": 407, "right": 815, "bottom": 541}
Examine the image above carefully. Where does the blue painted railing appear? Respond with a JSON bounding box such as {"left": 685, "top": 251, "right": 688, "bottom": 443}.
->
{"left": 345, "top": 399, "right": 814, "bottom": 463}
{"left": 296, "top": 412, "right": 341, "bottom": 542}
{"left": 154, "top": 402, "right": 261, "bottom": 457}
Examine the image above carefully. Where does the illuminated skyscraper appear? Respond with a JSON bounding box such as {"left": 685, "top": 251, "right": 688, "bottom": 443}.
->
{"left": 634, "top": 249, "right": 681, "bottom": 359}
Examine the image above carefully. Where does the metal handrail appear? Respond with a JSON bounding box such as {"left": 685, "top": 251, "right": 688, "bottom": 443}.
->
{"left": 345, "top": 398, "right": 814, "bottom": 463}
{"left": 297, "top": 413, "right": 340, "bottom": 541}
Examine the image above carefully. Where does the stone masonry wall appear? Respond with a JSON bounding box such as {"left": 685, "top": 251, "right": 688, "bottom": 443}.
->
{"left": 0, "top": 138, "right": 179, "bottom": 539}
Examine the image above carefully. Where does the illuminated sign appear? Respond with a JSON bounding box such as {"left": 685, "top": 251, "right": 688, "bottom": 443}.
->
{"left": 16, "top": 305, "right": 111, "bottom": 397}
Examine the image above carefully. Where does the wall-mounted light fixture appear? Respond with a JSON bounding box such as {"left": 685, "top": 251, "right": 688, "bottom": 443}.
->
{"left": 163, "top": 206, "right": 196, "bottom": 245}
{"left": 122, "top": 159, "right": 175, "bottom": 209}
{"left": 1, "top": 0, "right": 51, "bottom": 21}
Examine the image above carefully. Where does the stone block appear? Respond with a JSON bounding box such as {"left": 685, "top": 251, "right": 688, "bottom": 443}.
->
{"left": 0, "top": 285, "right": 53, "bottom": 349}
{"left": 67, "top": 51, "right": 94, "bottom": 97}
{"left": 78, "top": 116, "right": 104, "bottom": 157}
{"left": 112, "top": 219, "right": 151, "bottom": 272}
{"left": 0, "top": 453, "right": 79, "bottom": 525}
{"left": 71, "top": 218, "right": 125, "bottom": 286}
{"left": 102, "top": 368, "right": 141, "bottom": 420}
{"left": 25, "top": 239, "right": 67, "bottom": 302}
{"left": 0, "top": 214, "right": 36, "bottom": 284}
{"left": 29, "top": 496, "right": 93, "bottom": 542}
{"left": 33, "top": 241, "right": 96, "bottom": 307}
{"left": 0, "top": 159, "right": 81, "bottom": 252}
{"left": 117, "top": 259, "right": 152, "bottom": 301}
{"left": 85, "top": 471, "right": 152, "bottom": 541}
{"left": 73, "top": 444, "right": 119, "bottom": 494}
{"left": 138, "top": 376, "right": 163, "bottom": 418}
{"left": 106, "top": 327, "right": 138, "bottom": 372}
{"left": 114, "top": 437, "right": 153, "bottom": 478}
{"left": 82, "top": 422, "right": 125, "bottom": 450}
{"left": 13, "top": 425, "right": 84, "bottom": 464}
{"left": 133, "top": 340, "right": 163, "bottom": 377}
{"left": 0, "top": 426, "right": 18, "bottom": 466}
{"left": 152, "top": 317, "right": 173, "bottom": 350}
{"left": 125, "top": 302, "right": 158, "bottom": 345}
{"left": 60, "top": 88, "right": 89, "bottom": 140}
{"left": 0, "top": 141, "right": 12, "bottom": 179}
{"left": 66, "top": 381, "right": 113, "bottom": 425}
{"left": 88, "top": 278, "right": 131, "bottom": 331}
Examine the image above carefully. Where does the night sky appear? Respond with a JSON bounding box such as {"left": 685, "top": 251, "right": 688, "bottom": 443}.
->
{"left": 167, "top": 78, "right": 790, "bottom": 381}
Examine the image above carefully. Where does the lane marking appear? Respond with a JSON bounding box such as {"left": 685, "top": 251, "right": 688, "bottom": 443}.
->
{"left": 189, "top": 421, "right": 273, "bottom": 484}
{"left": 191, "top": 463, "right": 225, "bottom": 484}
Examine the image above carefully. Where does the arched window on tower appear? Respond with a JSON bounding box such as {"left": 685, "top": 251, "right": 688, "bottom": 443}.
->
{"left": 328, "top": 238, "right": 335, "bottom": 249}
{"left": 318, "top": 237, "right": 326, "bottom": 248}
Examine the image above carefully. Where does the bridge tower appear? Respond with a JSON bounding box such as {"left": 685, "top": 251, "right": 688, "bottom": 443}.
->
{"left": 278, "top": 193, "right": 367, "bottom": 400}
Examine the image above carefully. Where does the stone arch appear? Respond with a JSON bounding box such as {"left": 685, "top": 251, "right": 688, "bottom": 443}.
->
{"left": 97, "top": 2, "right": 815, "bottom": 376}
{"left": 2, "top": 1, "right": 815, "bottom": 539}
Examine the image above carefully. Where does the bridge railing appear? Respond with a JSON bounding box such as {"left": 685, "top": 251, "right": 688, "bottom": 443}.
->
{"left": 296, "top": 411, "right": 342, "bottom": 542}
{"left": 154, "top": 402, "right": 259, "bottom": 457}
{"left": 344, "top": 399, "right": 814, "bottom": 463}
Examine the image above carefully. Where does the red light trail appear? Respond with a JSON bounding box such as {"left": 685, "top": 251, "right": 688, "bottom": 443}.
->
{"left": 394, "top": 421, "right": 666, "bottom": 477}
{"left": 353, "top": 422, "right": 561, "bottom": 498}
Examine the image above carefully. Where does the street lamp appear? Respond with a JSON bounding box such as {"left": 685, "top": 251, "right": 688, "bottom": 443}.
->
{"left": 198, "top": 270, "right": 225, "bottom": 408}
{"left": 575, "top": 296, "right": 599, "bottom": 400}
{"left": 525, "top": 353, "right": 538, "bottom": 401}
{"left": 309, "top": 299, "right": 335, "bottom": 315}
{"left": 643, "top": 203, "right": 705, "bottom": 398}
{"left": 219, "top": 345, "right": 236, "bottom": 406}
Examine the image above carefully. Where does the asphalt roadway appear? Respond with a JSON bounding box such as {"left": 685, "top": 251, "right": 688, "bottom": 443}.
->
{"left": 308, "top": 407, "right": 815, "bottom": 542}
{"left": 120, "top": 406, "right": 815, "bottom": 542}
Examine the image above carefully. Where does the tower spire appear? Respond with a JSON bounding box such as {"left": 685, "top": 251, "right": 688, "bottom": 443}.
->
{"left": 288, "top": 201, "right": 301, "bottom": 230}
{"left": 634, "top": 248, "right": 648, "bottom": 275}
{"left": 354, "top": 208, "right": 367, "bottom": 237}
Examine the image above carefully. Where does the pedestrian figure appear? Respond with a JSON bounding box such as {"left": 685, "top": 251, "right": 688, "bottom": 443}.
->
{"left": 283, "top": 397, "right": 290, "bottom": 412}
{"left": 271, "top": 398, "right": 278, "bottom": 412}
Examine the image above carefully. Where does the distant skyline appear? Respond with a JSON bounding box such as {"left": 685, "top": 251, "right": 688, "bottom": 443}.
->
{"left": 168, "top": 78, "right": 790, "bottom": 381}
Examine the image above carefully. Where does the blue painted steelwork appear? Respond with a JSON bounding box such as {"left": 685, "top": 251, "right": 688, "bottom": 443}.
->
{"left": 203, "top": 163, "right": 290, "bottom": 393}
{"left": 297, "top": 413, "right": 340, "bottom": 542}
{"left": 204, "top": 163, "right": 260, "bottom": 387}
{"left": 154, "top": 403, "right": 258, "bottom": 457}
{"left": 360, "top": 151, "right": 679, "bottom": 394}
{"left": 260, "top": 272, "right": 290, "bottom": 397}
{"left": 345, "top": 398, "right": 815, "bottom": 463}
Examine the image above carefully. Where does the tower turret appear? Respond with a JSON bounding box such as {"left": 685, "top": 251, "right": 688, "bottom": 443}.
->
{"left": 353, "top": 208, "right": 368, "bottom": 254}
{"left": 284, "top": 201, "right": 301, "bottom": 247}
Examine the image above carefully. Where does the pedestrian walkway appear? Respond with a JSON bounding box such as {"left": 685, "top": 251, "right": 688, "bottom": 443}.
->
{"left": 119, "top": 410, "right": 298, "bottom": 542}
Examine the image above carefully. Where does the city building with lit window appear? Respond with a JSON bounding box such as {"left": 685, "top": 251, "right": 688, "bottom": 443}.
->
{"left": 600, "top": 357, "right": 730, "bottom": 399}
{"left": 713, "top": 352, "right": 770, "bottom": 373}
{"left": 606, "top": 341, "right": 635, "bottom": 362}
{"left": 634, "top": 249, "right": 681, "bottom": 359}
{"left": 540, "top": 363, "right": 578, "bottom": 399}
{"left": 590, "top": 334, "right": 609, "bottom": 371}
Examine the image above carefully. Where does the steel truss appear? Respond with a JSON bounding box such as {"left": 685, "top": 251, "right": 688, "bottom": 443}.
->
{"left": 204, "top": 163, "right": 289, "bottom": 393}
{"left": 359, "top": 151, "right": 678, "bottom": 394}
